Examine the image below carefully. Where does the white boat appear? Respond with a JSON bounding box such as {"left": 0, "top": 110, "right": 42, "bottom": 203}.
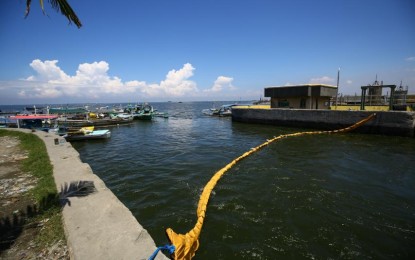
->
{"left": 115, "top": 113, "right": 134, "bottom": 120}
{"left": 202, "top": 104, "right": 235, "bottom": 117}
{"left": 63, "top": 127, "right": 111, "bottom": 141}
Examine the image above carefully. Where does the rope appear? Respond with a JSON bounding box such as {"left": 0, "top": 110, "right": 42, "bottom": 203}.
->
{"left": 164, "top": 113, "right": 376, "bottom": 260}
{"left": 148, "top": 244, "right": 175, "bottom": 260}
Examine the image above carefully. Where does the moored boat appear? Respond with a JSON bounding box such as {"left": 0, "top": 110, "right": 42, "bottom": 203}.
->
{"left": 63, "top": 126, "right": 111, "bottom": 141}
{"left": 56, "top": 116, "right": 133, "bottom": 127}
{"left": 202, "top": 104, "right": 235, "bottom": 117}
{"left": 9, "top": 114, "right": 59, "bottom": 130}
{"left": 133, "top": 104, "right": 154, "bottom": 120}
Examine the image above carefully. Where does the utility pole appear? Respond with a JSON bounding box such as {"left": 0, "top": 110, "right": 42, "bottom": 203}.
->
{"left": 335, "top": 68, "right": 340, "bottom": 108}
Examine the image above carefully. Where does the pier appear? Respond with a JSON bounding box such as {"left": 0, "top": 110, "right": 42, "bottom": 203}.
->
{"left": 7, "top": 128, "right": 168, "bottom": 260}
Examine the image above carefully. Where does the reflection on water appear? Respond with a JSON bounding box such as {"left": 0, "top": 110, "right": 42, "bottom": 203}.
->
{"left": 71, "top": 102, "right": 415, "bottom": 259}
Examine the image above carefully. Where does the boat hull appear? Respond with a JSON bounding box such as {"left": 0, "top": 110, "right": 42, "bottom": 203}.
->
{"left": 64, "top": 130, "right": 111, "bottom": 141}
{"left": 57, "top": 117, "right": 133, "bottom": 127}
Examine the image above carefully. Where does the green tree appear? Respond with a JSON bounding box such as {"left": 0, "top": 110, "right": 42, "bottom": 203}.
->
{"left": 25, "top": 0, "right": 82, "bottom": 28}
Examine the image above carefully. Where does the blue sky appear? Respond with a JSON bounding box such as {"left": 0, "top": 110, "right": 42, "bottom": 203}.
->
{"left": 0, "top": 0, "right": 414, "bottom": 105}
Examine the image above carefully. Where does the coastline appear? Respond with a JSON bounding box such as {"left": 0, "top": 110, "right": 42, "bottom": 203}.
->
{"left": 8, "top": 128, "right": 168, "bottom": 260}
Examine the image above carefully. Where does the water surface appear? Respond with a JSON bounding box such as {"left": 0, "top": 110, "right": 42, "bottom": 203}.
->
{"left": 70, "top": 102, "right": 415, "bottom": 259}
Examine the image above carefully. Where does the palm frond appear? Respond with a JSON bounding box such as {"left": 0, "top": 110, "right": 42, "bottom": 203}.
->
{"left": 25, "top": 0, "right": 32, "bottom": 18}
{"left": 25, "top": 0, "right": 82, "bottom": 28}
{"left": 59, "top": 180, "right": 96, "bottom": 206}
{"left": 49, "top": 0, "right": 82, "bottom": 28}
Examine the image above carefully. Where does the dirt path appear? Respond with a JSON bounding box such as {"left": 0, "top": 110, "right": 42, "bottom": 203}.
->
{"left": 0, "top": 135, "right": 69, "bottom": 259}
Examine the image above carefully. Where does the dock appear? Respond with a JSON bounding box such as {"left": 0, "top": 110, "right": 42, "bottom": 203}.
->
{"left": 8, "top": 129, "right": 168, "bottom": 260}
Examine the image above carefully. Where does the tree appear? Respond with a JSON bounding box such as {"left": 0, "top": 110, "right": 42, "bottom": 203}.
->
{"left": 25, "top": 0, "right": 82, "bottom": 28}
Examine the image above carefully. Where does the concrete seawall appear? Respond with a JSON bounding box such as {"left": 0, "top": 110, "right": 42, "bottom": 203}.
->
{"left": 232, "top": 108, "right": 415, "bottom": 137}
{"left": 11, "top": 129, "right": 168, "bottom": 260}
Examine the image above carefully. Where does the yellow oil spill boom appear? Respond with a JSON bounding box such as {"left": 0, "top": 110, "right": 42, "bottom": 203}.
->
{"left": 160, "top": 113, "right": 376, "bottom": 260}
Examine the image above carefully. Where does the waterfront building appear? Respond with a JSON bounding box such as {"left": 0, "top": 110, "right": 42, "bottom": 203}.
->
{"left": 264, "top": 84, "right": 337, "bottom": 109}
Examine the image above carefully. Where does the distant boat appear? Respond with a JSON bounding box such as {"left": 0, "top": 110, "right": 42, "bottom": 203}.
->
{"left": 22, "top": 106, "right": 47, "bottom": 114}
{"left": 202, "top": 104, "right": 235, "bottom": 117}
{"left": 63, "top": 126, "right": 111, "bottom": 141}
{"left": 48, "top": 107, "right": 88, "bottom": 114}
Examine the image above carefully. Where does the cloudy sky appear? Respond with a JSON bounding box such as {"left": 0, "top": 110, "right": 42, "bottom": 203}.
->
{"left": 0, "top": 0, "right": 414, "bottom": 105}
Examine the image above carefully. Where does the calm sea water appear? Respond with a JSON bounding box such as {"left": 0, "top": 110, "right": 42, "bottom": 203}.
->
{"left": 5, "top": 102, "right": 414, "bottom": 259}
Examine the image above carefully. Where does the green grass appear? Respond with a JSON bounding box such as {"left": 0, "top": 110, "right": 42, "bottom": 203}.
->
{"left": 0, "top": 129, "right": 66, "bottom": 247}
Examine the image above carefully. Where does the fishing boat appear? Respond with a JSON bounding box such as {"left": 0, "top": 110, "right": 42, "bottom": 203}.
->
{"left": 153, "top": 111, "right": 169, "bottom": 118}
{"left": 63, "top": 126, "right": 111, "bottom": 141}
{"left": 113, "top": 113, "right": 134, "bottom": 120}
{"left": 48, "top": 106, "right": 88, "bottom": 115}
{"left": 202, "top": 104, "right": 235, "bottom": 117}
{"left": 0, "top": 116, "right": 7, "bottom": 128}
{"left": 9, "top": 114, "right": 59, "bottom": 130}
{"left": 56, "top": 116, "right": 133, "bottom": 127}
{"left": 133, "top": 104, "right": 154, "bottom": 120}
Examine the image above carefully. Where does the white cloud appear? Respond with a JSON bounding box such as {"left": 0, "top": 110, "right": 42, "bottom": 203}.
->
{"left": 1, "top": 60, "right": 245, "bottom": 103}
{"left": 346, "top": 80, "right": 352, "bottom": 84}
{"left": 405, "top": 57, "right": 415, "bottom": 61}
{"left": 27, "top": 60, "right": 70, "bottom": 82}
{"left": 155, "top": 63, "right": 198, "bottom": 96}
{"left": 309, "top": 76, "right": 334, "bottom": 84}
{"left": 15, "top": 60, "right": 203, "bottom": 100}
{"left": 204, "top": 76, "right": 235, "bottom": 93}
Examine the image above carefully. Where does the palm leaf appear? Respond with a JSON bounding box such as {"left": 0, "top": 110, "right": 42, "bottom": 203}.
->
{"left": 25, "top": 0, "right": 82, "bottom": 28}
{"left": 59, "top": 180, "right": 96, "bottom": 206}
{"left": 25, "top": 0, "right": 32, "bottom": 18}
{"left": 49, "top": 0, "right": 82, "bottom": 28}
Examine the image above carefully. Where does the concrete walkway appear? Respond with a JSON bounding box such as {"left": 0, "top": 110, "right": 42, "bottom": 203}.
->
{"left": 16, "top": 129, "right": 168, "bottom": 260}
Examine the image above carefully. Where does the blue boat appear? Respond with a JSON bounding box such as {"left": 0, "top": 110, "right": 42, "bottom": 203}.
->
{"left": 63, "top": 127, "right": 111, "bottom": 141}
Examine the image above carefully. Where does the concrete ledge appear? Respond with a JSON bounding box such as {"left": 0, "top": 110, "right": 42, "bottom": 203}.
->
{"left": 232, "top": 109, "right": 415, "bottom": 137}
{"left": 8, "top": 129, "right": 168, "bottom": 260}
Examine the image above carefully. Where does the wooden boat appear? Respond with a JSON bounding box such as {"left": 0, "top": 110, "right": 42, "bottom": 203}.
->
{"left": 63, "top": 126, "right": 111, "bottom": 141}
{"left": 57, "top": 116, "right": 133, "bottom": 127}
{"left": 10, "top": 114, "right": 59, "bottom": 129}
{"left": 202, "top": 104, "right": 235, "bottom": 117}
{"left": 133, "top": 104, "right": 154, "bottom": 120}
{"left": 49, "top": 107, "right": 88, "bottom": 114}
{"left": 153, "top": 111, "right": 169, "bottom": 118}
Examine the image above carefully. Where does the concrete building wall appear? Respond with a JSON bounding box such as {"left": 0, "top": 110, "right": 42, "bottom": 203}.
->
{"left": 265, "top": 85, "right": 336, "bottom": 110}
{"left": 232, "top": 108, "right": 415, "bottom": 137}
{"left": 272, "top": 97, "right": 330, "bottom": 109}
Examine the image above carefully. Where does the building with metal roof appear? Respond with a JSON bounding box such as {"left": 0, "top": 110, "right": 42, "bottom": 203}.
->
{"left": 264, "top": 84, "right": 337, "bottom": 109}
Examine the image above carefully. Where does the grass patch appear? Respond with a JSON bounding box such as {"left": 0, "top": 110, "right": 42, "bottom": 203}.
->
{"left": 0, "top": 129, "right": 66, "bottom": 248}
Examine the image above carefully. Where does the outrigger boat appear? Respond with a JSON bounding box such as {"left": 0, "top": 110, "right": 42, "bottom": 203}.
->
{"left": 202, "top": 104, "right": 235, "bottom": 117}
{"left": 132, "top": 104, "right": 154, "bottom": 120}
{"left": 63, "top": 126, "right": 111, "bottom": 141}
{"left": 56, "top": 116, "right": 133, "bottom": 127}
{"left": 9, "top": 114, "right": 59, "bottom": 130}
